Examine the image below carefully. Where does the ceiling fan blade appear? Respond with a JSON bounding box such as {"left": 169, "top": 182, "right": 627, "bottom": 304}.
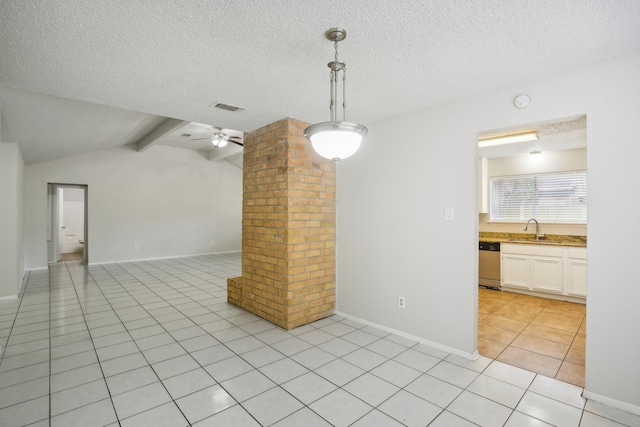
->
{"left": 191, "top": 137, "right": 213, "bottom": 141}
{"left": 222, "top": 129, "right": 244, "bottom": 138}
{"left": 229, "top": 140, "right": 244, "bottom": 147}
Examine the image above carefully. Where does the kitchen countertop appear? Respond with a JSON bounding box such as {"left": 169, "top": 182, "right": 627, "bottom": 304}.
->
{"left": 479, "top": 232, "right": 587, "bottom": 248}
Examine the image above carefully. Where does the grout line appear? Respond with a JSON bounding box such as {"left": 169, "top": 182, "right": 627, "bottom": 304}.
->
{"left": 5, "top": 256, "right": 635, "bottom": 426}
{"left": 478, "top": 288, "right": 585, "bottom": 386}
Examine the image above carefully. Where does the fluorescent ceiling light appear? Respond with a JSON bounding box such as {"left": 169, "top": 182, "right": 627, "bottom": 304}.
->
{"left": 478, "top": 131, "right": 538, "bottom": 148}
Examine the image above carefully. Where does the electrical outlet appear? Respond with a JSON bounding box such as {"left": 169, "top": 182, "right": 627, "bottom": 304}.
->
{"left": 398, "top": 296, "right": 406, "bottom": 309}
{"left": 133, "top": 244, "right": 139, "bottom": 251}
{"left": 445, "top": 207, "right": 454, "bottom": 220}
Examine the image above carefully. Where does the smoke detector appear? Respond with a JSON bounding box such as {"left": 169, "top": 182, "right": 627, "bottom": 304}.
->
{"left": 514, "top": 94, "right": 531, "bottom": 109}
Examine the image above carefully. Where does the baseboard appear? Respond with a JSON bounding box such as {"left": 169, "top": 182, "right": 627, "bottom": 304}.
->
{"left": 88, "top": 250, "right": 241, "bottom": 266}
{"left": 0, "top": 270, "right": 30, "bottom": 301}
{"left": 335, "top": 311, "right": 478, "bottom": 361}
{"left": 501, "top": 287, "right": 586, "bottom": 304}
{"left": 583, "top": 390, "right": 640, "bottom": 417}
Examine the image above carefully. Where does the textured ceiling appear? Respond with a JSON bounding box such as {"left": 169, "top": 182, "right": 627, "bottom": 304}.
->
{"left": 1, "top": 0, "right": 640, "bottom": 164}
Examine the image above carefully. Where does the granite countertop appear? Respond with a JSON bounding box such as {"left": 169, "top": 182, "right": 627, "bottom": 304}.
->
{"left": 479, "top": 232, "right": 587, "bottom": 247}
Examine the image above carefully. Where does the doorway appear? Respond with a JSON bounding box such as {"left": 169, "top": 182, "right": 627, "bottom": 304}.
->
{"left": 476, "top": 116, "right": 587, "bottom": 387}
{"left": 47, "top": 184, "right": 88, "bottom": 264}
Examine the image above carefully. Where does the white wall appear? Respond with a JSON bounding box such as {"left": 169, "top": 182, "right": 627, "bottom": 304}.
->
{"left": 24, "top": 144, "right": 242, "bottom": 267}
{"left": 0, "top": 142, "right": 25, "bottom": 298}
{"left": 480, "top": 148, "right": 588, "bottom": 235}
{"left": 489, "top": 147, "right": 586, "bottom": 176}
{"left": 337, "top": 52, "right": 640, "bottom": 411}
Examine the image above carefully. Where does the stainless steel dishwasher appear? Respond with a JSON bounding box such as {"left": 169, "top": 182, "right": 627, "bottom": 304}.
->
{"left": 479, "top": 241, "right": 501, "bottom": 289}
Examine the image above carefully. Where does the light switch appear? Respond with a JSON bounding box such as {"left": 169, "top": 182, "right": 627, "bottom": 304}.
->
{"left": 445, "top": 207, "right": 454, "bottom": 220}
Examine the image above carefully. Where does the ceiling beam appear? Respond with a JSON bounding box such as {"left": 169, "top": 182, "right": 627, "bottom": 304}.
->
{"left": 136, "top": 118, "right": 189, "bottom": 152}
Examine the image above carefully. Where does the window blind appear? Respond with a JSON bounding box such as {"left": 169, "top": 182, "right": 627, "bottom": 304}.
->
{"left": 490, "top": 170, "right": 587, "bottom": 223}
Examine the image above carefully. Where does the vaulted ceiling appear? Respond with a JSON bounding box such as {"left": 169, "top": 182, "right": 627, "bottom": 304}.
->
{"left": 2, "top": 1, "right": 640, "bottom": 164}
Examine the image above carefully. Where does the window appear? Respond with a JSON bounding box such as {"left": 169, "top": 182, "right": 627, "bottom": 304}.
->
{"left": 490, "top": 170, "right": 587, "bottom": 223}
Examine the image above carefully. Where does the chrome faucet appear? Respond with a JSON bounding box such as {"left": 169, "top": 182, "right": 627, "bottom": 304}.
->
{"left": 524, "top": 218, "right": 545, "bottom": 240}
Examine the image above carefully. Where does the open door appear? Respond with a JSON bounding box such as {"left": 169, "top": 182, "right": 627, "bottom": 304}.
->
{"left": 48, "top": 184, "right": 88, "bottom": 264}
{"left": 47, "top": 184, "right": 60, "bottom": 263}
{"left": 83, "top": 186, "right": 88, "bottom": 262}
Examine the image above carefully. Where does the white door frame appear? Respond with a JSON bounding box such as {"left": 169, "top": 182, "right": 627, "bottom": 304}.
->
{"left": 47, "top": 184, "right": 60, "bottom": 263}
{"left": 47, "top": 183, "right": 88, "bottom": 263}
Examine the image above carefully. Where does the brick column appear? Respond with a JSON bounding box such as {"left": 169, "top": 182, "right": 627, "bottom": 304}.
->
{"left": 227, "top": 118, "right": 336, "bottom": 330}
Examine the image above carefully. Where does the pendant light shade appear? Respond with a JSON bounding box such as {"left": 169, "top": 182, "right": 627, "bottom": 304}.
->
{"left": 304, "top": 28, "right": 367, "bottom": 162}
{"left": 305, "top": 121, "right": 367, "bottom": 161}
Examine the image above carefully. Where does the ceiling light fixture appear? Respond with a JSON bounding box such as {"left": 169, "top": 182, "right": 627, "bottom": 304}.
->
{"left": 304, "top": 28, "right": 368, "bottom": 163}
{"left": 478, "top": 130, "right": 538, "bottom": 148}
{"left": 211, "top": 132, "right": 228, "bottom": 148}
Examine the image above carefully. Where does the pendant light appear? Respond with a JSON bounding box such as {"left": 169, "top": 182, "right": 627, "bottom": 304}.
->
{"left": 304, "top": 28, "right": 367, "bottom": 162}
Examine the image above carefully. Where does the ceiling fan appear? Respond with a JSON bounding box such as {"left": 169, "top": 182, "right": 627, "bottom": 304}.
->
{"left": 191, "top": 127, "right": 244, "bottom": 148}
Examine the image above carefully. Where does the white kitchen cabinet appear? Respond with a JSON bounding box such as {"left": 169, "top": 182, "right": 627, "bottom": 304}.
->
{"left": 501, "top": 243, "right": 585, "bottom": 299}
{"left": 531, "top": 256, "right": 564, "bottom": 294}
{"left": 566, "top": 247, "right": 587, "bottom": 297}
{"left": 501, "top": 253, "right": 529, "bottom": 290}
{"left": 479, "top": 157, "right": 489, "bottom": 213}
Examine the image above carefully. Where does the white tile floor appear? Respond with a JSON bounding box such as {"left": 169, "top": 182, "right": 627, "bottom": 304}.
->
{"left": 0, "top": 253, "right": 638, "bottom": 427}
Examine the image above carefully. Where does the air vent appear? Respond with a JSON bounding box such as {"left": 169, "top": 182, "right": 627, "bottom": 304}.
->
{"left": 212, "top": 102, "right": 246, "bottom": 112}
{"left": 180, "top": 133, "right": 192, "bottom": 138}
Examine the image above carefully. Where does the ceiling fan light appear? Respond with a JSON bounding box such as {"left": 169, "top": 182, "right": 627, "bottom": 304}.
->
{"left": 305, "top": 122, "right": 367, "bottom": 161}
{"left": 212, "top": 137, "right": 227, "bottom": 148}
